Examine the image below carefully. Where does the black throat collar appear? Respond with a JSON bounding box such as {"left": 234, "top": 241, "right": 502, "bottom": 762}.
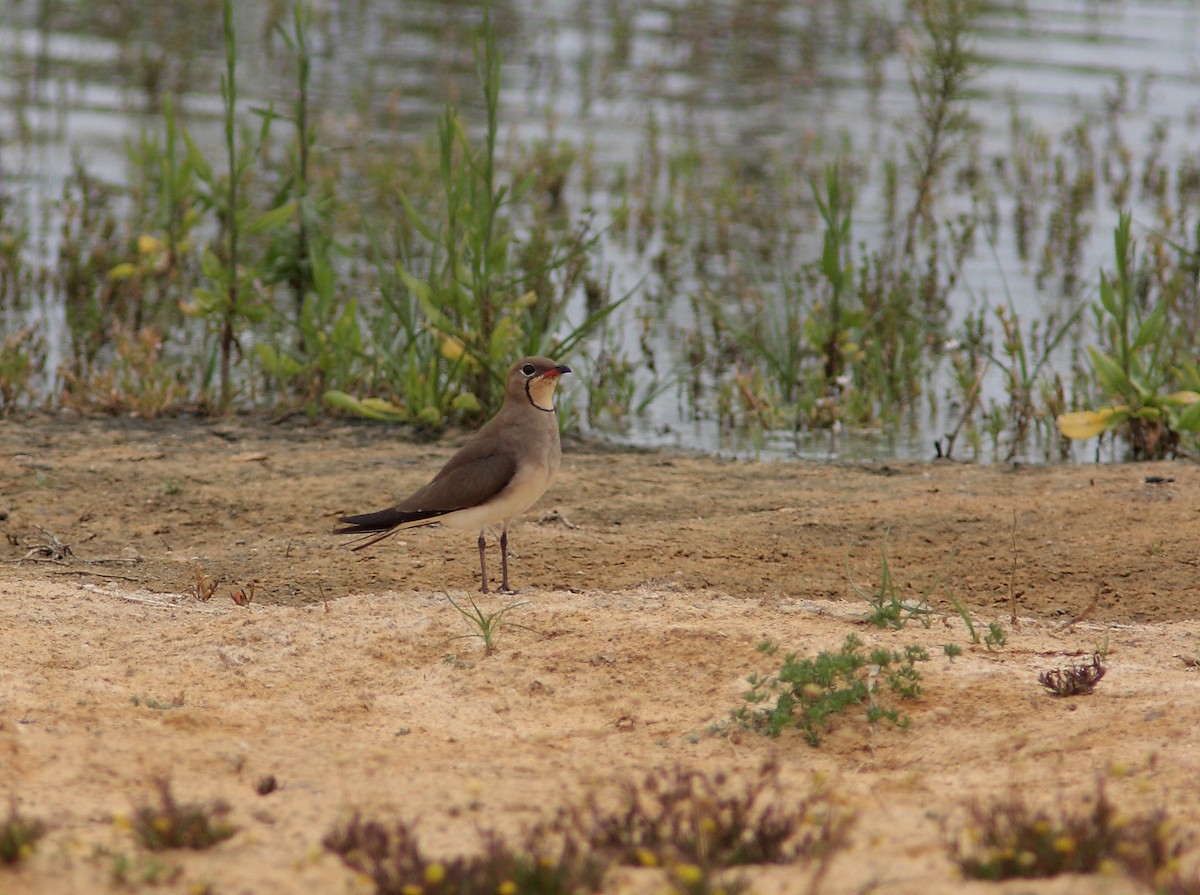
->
{"left": 525, "top": 378, "right": 556, "bottom": 413}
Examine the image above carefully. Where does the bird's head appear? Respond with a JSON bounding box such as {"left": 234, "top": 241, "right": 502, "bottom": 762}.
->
{"left": 510, "top": 356, "right": 571, "bottom": 412}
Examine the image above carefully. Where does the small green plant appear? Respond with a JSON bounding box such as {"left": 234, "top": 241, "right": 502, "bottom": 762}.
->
{"left": 951, "top": 779, "right": 1180, "bottom": 883}
{"left": 1058, "top": 213, "right": 1200, "bottom": 458}
{"left": 902, "top": 0, "right": 980, "bottom": 255}
{"left": 129, "top": 777, "right": 237, "bottom": 851}
{"left": 1038, "top": 654, "right": 1106, "bottom": 696}
{"left": 253, "top": 3, "right": 365, "bottom": 414}
{"left": 943, "top": 643, "right": 963, "bottom": 660}
{"left": 945, "top": 592, "right": 1003, "bottom": 647}
{"left": 125, "top": 96, "right": 203, "bottom": 320}
{"left": 581, "top": 346, "right": 638, "bottom": 431}
{"left": 850, "top": 528, "right": 949, "bottom": 629}
{"left": 987, "top": 300, "right": 1084, "bottom": 461}
{"left": 0, "top": 327, "right": 43, "bottom": 416}
{"left": 983, "top": 621, "right": 1007, "bottom": 651}
{"left": 334, "top": 4, "right": 618, "bottom": 428}
{"left": 735, "top": 634, "right": 930, "bottom": 745}
{"left": 946, "top": 594, "right": 1006, "bottom": 651}
{"left": 443, "top": 590, "right": 534, "bottom": 655}
{"left": 181, "top": 0, "right": 296, "bottom": 409}
{"left": 0, "top": 804, "right": 47, "bottom": 866}
{"left": 90, "top": 842, "right": 190, "bottom": 887}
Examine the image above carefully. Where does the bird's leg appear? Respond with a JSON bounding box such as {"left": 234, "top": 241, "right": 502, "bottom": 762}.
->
{"left": 499, "top": 523, "right": 515, "bottom": 594}
{"left": 477, "top": 530, "right": 490, "bottom": 593}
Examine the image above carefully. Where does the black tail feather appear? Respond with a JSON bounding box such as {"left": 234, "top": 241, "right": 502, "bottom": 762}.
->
{"left": 333, "top": 506, "right": 445, "bottom": 550}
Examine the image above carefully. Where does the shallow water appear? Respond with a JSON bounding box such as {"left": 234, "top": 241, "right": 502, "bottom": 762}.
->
{"left": 1, "top": 0, "right": 1197, "bottom": 461}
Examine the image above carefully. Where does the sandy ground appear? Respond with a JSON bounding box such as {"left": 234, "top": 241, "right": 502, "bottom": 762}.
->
{"left": 2, "top": 413, "right": 1200, "bottom": 894}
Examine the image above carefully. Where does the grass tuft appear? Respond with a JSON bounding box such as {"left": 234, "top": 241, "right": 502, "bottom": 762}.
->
{"left": 443, "top": 590, "right": 535, "bottom": 655}
{"left": 0, "top": 804, "right": 47, "bottom": 866}
{"left": 130, "top": 777, "right": 237, "bottom": 851}
{"left": 849, "top": 528, "right": 943, "bottom": 629}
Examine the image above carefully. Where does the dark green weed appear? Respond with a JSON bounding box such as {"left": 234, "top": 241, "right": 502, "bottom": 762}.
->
{"left": 849, "top": 528, "right": 947, "bottom": 629}
{"left": 736, "top": 634, "right": 930, "bottom": 745}
{"left": 0, "top": 804, "right": 47, "bottom": 866}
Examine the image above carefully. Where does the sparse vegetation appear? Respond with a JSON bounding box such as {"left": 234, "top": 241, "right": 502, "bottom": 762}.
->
{"left": 946, "top": 591, "right": 1007, "bottom": 651}
{"left": 443, "top": 590, "right": 535, "bottom": 655}
{"left": 0, "top": 804, "right": 47, "bottom": 866}
{"left": 129, "top": 777, "right": 237, "bottom": 851}
{"left": 324, "top": 815, "right": 604, "bottom": 895}
{"left": 96, "top": 845, "right": 183, "bottom": 887}
{"left": 1057, "top": 212, "right": 1200, "bottom": 459}
{"left": 325, "top": 763, "right": 853, "bottom": 895}
{"left": 0, "top": 0, "right": 1197, "bottom": 461}
{"left": 950, "top": 779, "right": 1181, "bottom": 883}
{"left": 850, "top": 528, "right": 945, "bottom": 629}
{"left": 555, "top": 761, "right": 851, "bottom": 870}
{"left": 735, "top": 634, "right": 930, "bottom": 745}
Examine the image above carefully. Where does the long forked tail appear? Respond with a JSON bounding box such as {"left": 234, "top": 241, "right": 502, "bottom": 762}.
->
{"left": 334, "top": 507, "right": 444, "bottom": 551}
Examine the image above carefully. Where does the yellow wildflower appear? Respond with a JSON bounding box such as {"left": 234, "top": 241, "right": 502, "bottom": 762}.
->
{"left": 671, "top": 864, "right": 704, "bottom": 886}
{"left": 424, "top": 862, "right": 446, "bottom": 885}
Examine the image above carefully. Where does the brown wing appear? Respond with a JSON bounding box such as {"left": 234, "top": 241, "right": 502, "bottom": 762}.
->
{"left": 397, "top": 450, "right": 517, "bottom": 514}
{"left": 336, "top": 450, "right": 517, "bottom": 535}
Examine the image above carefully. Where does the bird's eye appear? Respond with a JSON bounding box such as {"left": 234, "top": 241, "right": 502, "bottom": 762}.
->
{"left": 521, "top": 363, "right": 537, "bottom": 377}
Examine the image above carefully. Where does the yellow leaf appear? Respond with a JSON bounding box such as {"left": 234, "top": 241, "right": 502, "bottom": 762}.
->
{"left": 515, "top": 290, "right": 538, "bottom": 308}
{"left": 441, "top": 335, "right": 465, "bottom": 361}
{"left": 1164, "top": 390, "right": 1200, "bottom": 406}
{"left": 108, "top": 262, "right": 137, "bottom": 281}
{"left": 1056, "top": 408, "right": 1120, "bottom": 440}
{"left": 137, "top": 234, "right": 166, "bottom": 256}
{"left": 360, "top": 397, "right": 405, "bottom": 414}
